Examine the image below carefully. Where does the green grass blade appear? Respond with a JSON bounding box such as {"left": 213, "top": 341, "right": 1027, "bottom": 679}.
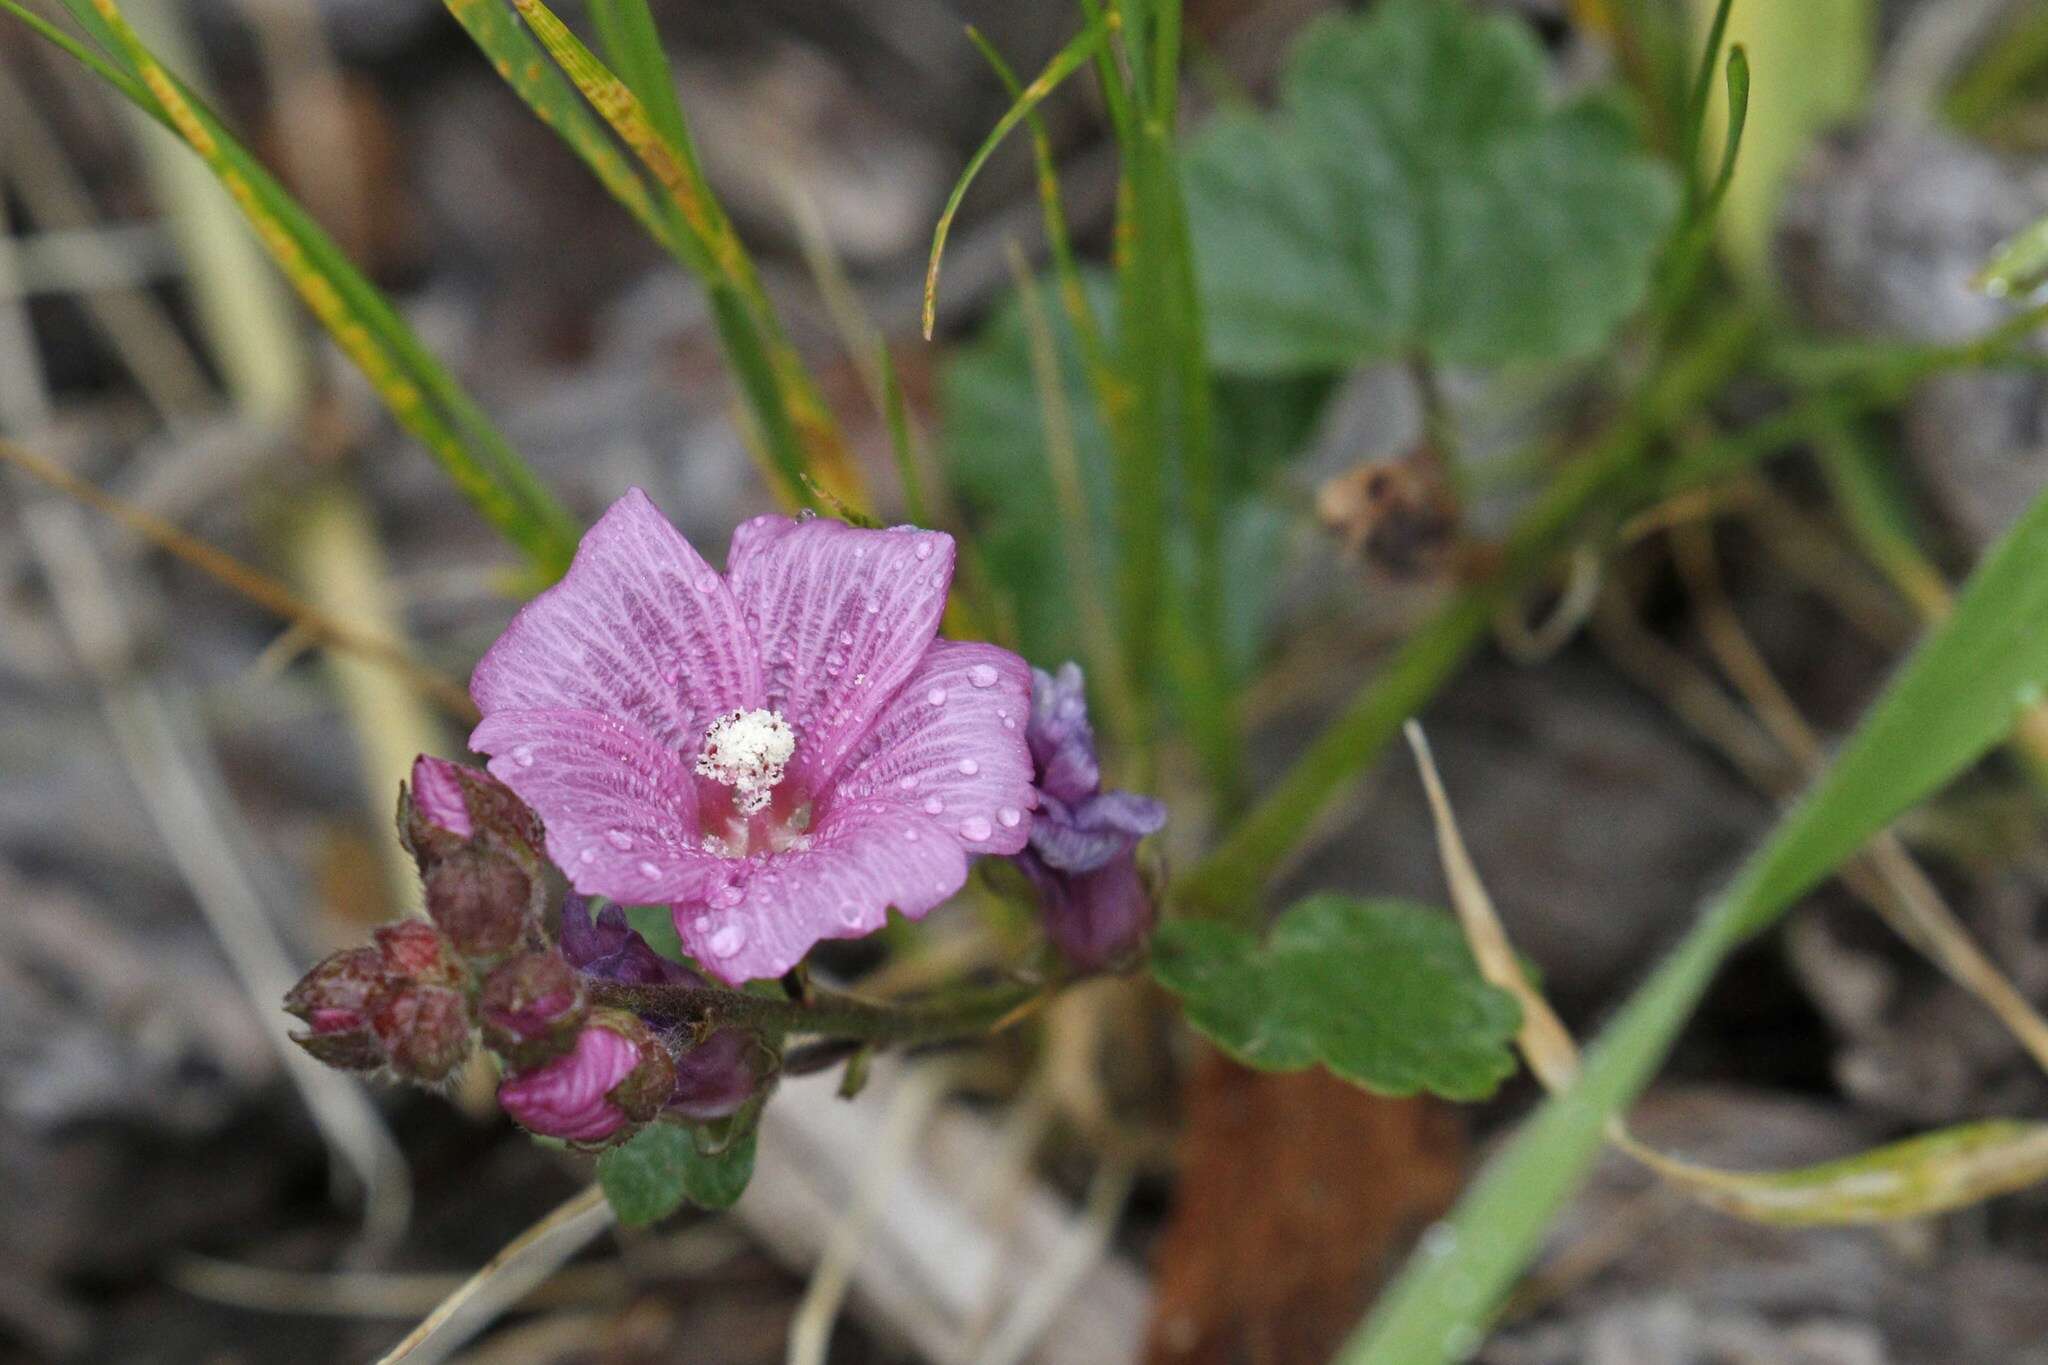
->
{"left": 921, "top": 18, "right": 1108, "bottom": 340}
{"left": 34, "top": 0, "right": 580, "bottom": 577}
{"left": 1345, "top": 318, "right": 2048, "bottom": 1365}
{"left": 496, "top": 0, "right": 860, "bottom": 511}
{"left": 587, "top": 0, "right": 689, "bottom": 152}
{"left": 439, "top": 0, "right": 674, "bottom": 252}
{"left": 1978, "top": 212, "right": 2048, "bottom": 301}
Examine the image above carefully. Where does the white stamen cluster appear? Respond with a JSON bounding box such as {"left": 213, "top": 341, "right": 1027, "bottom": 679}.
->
{"left": 695, "top": 708, "right": 796, "bottom": 814}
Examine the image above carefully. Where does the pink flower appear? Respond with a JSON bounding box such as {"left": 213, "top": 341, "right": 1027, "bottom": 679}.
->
{"left": 468, "top": 491, "right": 1036, "bottom": 984}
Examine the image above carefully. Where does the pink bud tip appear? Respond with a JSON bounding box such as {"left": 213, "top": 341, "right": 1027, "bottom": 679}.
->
{"left": 498, "top": 1023, "right": 643, "bottom": 1143}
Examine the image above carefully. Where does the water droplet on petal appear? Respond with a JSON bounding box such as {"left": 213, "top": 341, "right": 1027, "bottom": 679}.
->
{"left": 923, "top": 796, "right": 944, "bottom": 815}
{"left": 969, "top": 663, "right": 999, "bottom": 688}
{"left": 838, "top": 630, "right": 854, "bottom": 646}
{"left": 717, "top": 885, "right": 744, "bottom": 907}
{"left": 709, "top": 924, "right": 746, "bottom": 958}
{"left": 960, "top": 816, "right": 992, "bottom": 841}
{"left": 839, "top": 902, "right": 865, "bottom": 927}
{"left": 865, "top": 597, "right": 882, "bottom": 614}
{"left": 580, "top": 847, "right": 598, "bottom": 864}
{"left": 998, "top": 807, "right": 1022, "bottom": 828}
{"left": 692, "top": 915, "right": 710, "bottom": 932}
{"left": 695, "top": 574, "right": 718, "bottom": 592}
{"left": 638, "top": 860, "right": 660, "bottom": 878}
{"left": 957, "top": 758, "right": 979, "bottom": 775}
{"left": 926, "top": 688, "right": 947, "bottom": 706}
{"left": 1002, "top": 717, "right": 1016, "bottom": 730}
{"left": 903, "top": 828, "right": 920, "bottom": 842}
{"left": 899, "top": 775, "right": 919, "bottom": 790}
{"left": 512, "top": 745, "right": 535, "bottom": 767}
{"left": 914, "top": 539, "right": 933, "bottom": 561}
{"left": 605, "top": 828, "right": 634, "bottom": 850}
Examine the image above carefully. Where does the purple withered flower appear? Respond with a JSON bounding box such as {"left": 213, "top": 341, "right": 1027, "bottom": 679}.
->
{"left": 498, "top": 1010, "right": 675, "bottom": 1145}
{"left": 467, "top": 490, "right": 1037, "bottom": 984}
{"left": 1017, "top": 664, "right": 1167, "bottom": 972}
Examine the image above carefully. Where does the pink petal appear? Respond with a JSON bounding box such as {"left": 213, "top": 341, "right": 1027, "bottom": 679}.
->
{"left": 723, "top": 516, "right": 955, "bottom": 796}
{"left": 673, "top": 800, "right": 967, "bottom": 984}
{"left": 832, "top": 641, "right": 1035, "bottom": 858}
{"left": 471, "top": 708, "right": 730, "bottom": 906}
{"left": 497, "top": 1024, "right": 639, "bottom": 1142}
{"left": 471, "top": 489, "right": 761, "bottom": 755}
{"left": 409, "top": 755, "right": 474, "bottom": 838}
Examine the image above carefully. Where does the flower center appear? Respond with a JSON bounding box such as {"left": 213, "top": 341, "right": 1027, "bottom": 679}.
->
{"left": 695, "top": 708, "right": 796, "bottom": 814}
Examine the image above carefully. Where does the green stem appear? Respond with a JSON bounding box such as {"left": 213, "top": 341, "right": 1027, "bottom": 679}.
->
{"left": 586, "top": 978, "right": 1045, "bottom": 1047}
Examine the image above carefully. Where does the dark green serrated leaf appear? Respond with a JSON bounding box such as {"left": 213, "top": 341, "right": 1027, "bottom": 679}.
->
{"left": 1151, "top": 895, "right": 1521, "bottom": 1101}
{"left": 1185, "top": 0, "right": 1679, "bottom": 374}
{"left": 596, "top": 1123, "right": 757, "bottom": 1227}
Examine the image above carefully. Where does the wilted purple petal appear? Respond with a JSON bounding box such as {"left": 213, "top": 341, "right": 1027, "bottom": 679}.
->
{"left": 675, "top": 799, "right": 968, "bottom": 985}
{"left": 472, "top": 708, "right": 730, "bottom": 907}
{"left": 1027, "top": 663, "right": 1100, "bottom": 805}
{"left": 410, "top": 755, "right": 474, "bottom": 839}
{"left": 498, "top": 1023, "right": 642, "bottom": 1142}
{"left": 471, "top": 489, "right": 762, "bottom": 753}
{"left": 1027, "top": 790, "right": 1168, "bottom": 875}
{"left": 834, "top": 640, "right": 1035, "bottom": 858}
{"left": 559, "top": 895, "right": 705, "bottom": 988}
{"left": 1019, "top": 849, "right": 1156, "bottom": 973}
{"left": 723, "top": 516, "right": 954, "bottom": 796}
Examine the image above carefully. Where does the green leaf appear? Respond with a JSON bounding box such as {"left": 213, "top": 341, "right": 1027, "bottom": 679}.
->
{"left": 1184, "top": 0, "right": 1679, "bottom": 374}
{"left": 1345, "top": 361, "right": 2048, "bottom": 1362}
{"left": 1150, "top": 896, "right": 1521, "bottom": 1101}
{"left": 596, "top": 1123, "right": 757, "bottom": 1227}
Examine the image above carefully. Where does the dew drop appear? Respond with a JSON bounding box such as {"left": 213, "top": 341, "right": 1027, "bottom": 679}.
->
{"left": 899, "top": 775, "right": 919, "bottom": 790}
{"left": 512, "top": 745, "right": 535, "bottom": 768}
{"left": 605, "top": 828, "right": 634, "bottom": 850}
{"left": 865, "top": 597, "right": 882, "bottom": 614}
{"left": 838, "top": 630, "right": 854, "bottom": 646}
{"left": 933, "top": 881, "right": 948, "bottom": 895}
{"left": 957, "top": 758, "right": 979, "bottom": 775}
{"left": 998, "top": 807, "right": 1022, "bottom": 828}
{"left": 692, "top": 915, "right": 710, "bottom": 932}
{"left": 969, "top": 663, "right": 999, "bottom": 688}
{"left": 926, "top": 687, "right": 947, "bottom": 706}
{"left": 839, "top": 902, "right": 865, "bottom": 928}
{"left": 923, "top": 796, "right": 944, "bottom": 815}
{"left": 708, "top": 923, "right": 746, "bottom": 958}
{"left": 960, "top": 815, "right": 992, "bottom": 841}
{"left": 1002, "top": 717, "right": 1016, "bottom": 730}
{"left": 903, "top": 828, "right": 920, "bottom": 842}
{"left": 914, "top": 539, "right": 934, "bottom": 561}
{"left": 695, "top": 574, "right": 718, "bottom": 592}
{"left": 579, "top": 847, "right": 598, "bottom": 864}
{"left": 717, "top": 885, "right": 744, "bottom": 907}
{"left": 638, "top": 860, "right": 660, "bottom": 878}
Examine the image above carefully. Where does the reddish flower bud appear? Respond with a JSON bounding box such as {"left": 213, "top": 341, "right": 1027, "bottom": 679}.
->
{"left": 479, "top": 950, "right": 585, "bottom": 1067}
{"left": 498, "top": 1012, "right": 672, "bottom": 1144}
{"left": 370, "top": 982, "right": 473, "bottom": 1084}
{"left": 284, "top": 946, "right": 389, "bottom": 1070}
{"left": 373, "top": 919, "right": 468, "bottom": 991}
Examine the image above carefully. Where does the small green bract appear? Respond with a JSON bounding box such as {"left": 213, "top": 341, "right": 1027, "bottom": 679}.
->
{"left": 597, "top": 1123, "right": 758, "bottom": 1227}
{"left": 1150, "top": 895, "right": 1521, "bottom": 1101}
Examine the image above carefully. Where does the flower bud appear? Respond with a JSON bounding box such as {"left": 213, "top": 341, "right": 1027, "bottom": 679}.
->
{"left": 373, "top": 919, "right": 468, "bottom": 991}
{"left": 668, "top": 1026, "right": 767, "bottom": 1121}
{"left": 284, "top": 946, "right": 389, "bottom": 1070}
{"left": 399, "top": 756, "right": 543, "bottom": 867}
{"left": 498, "top": 1012, "right": 674, "bottom": 1145}
{"left": 400, "top": 757, "right": 545, "bottom": 958}
{"left": 370, "top": 983, "right": 473, "bottom": 1084}
{"left": 479, "top": 950, "right": 586, "bottom": 1067}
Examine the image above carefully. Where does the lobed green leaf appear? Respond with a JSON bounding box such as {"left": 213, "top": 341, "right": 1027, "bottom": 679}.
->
{"left": 596, "top": 1123, "right": 757, "bottom": 1227}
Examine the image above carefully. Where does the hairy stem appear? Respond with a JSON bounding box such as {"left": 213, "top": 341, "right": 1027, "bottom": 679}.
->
{"left": 587, "top": 977, "right": 1047, "bottom": 1047}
